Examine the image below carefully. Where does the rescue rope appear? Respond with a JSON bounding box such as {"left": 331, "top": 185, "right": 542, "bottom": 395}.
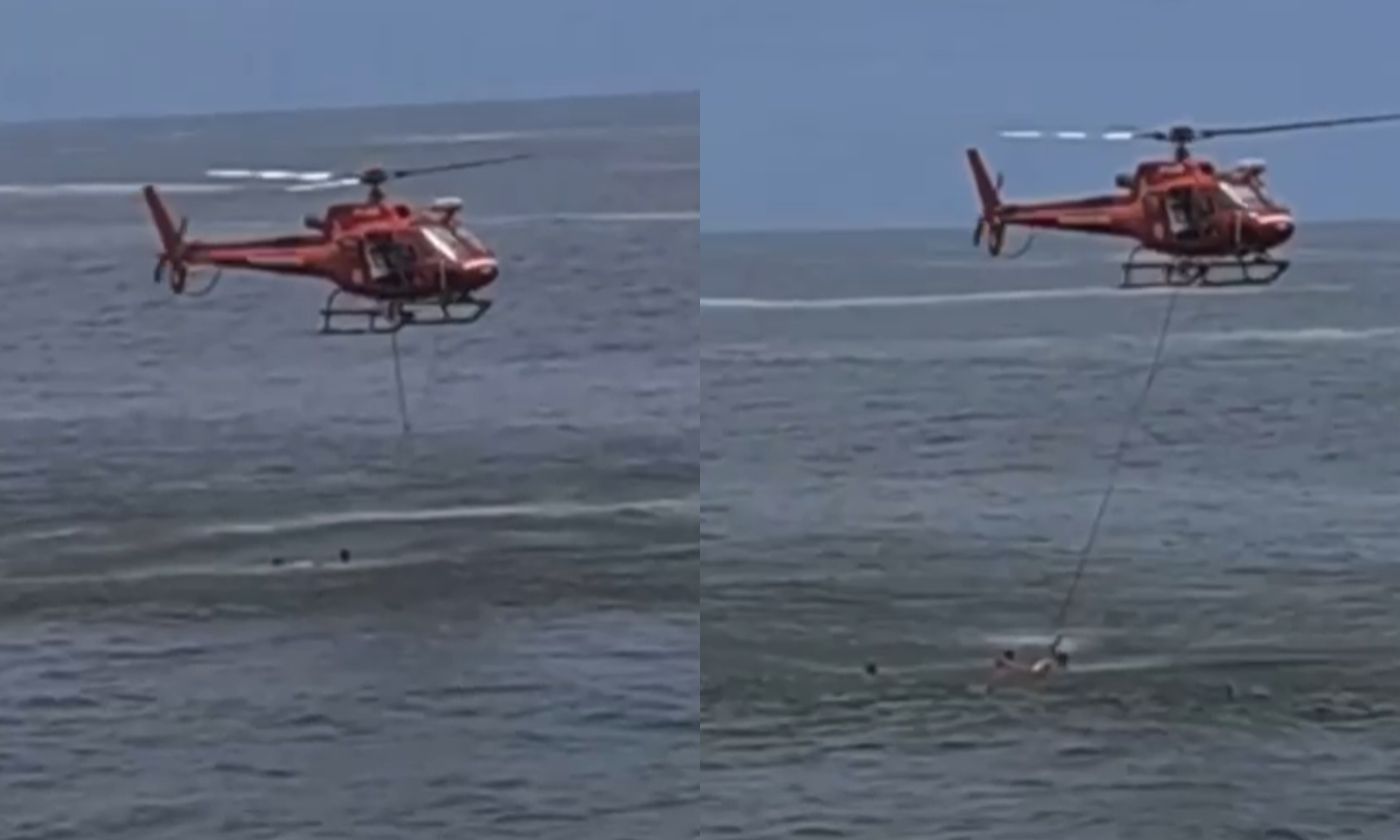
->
{"left": 1051, "top": 289, "right": 1181, "bottom": 635}
{"left": 390, "top": 330, "right": 412, "bottom": 434}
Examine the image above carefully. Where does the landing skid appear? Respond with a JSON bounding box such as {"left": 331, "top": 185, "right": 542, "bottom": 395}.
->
{"left": 1119, "top": 248, "right": 1289, "bottom": 289}
{"left": 318, "top": 290, "right": 492, "bottom": 335}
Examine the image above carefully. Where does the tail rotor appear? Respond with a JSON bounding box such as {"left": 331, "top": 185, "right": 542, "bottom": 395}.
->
{"left": 144, "top": 186, "right": 190, "bottom": 293}
{"left": 967, "top": 152, "right": 1006, "bottom": 255}
{"left": 972, "top": 214, "right": 1006, "bottom": 256}
{"left": 964, "top": 149, "right": 1035, "bottom": 259}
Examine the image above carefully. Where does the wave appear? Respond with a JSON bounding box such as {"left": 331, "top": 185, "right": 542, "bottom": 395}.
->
{"left": 0, "top": 182, "right": 243, "bottom": 197}
{"left": 0, "top": 525, "right": 91, "bottom": 547}
{"left": 371, "top": 123, "right": 698, "bottom": 146}
{"left": 701, "top": 283, "right": 1349, "bottom": 310}
{"left": 1188, "top": 326, "right": 1400, "bottom": 345}
{"left": 705, "top": 324, "right": 1400, "bottom": 365}
{"left": 191, "top": 496, "right": 696, "bottom": 538}
{"left": 611, "top": 162, "right": 700, "bottom": 174}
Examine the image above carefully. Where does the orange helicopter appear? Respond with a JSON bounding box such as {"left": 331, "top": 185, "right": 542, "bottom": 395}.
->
{"left": 142, "top": 153, "right": 527, "bottom": 334}
{"left": 967, "top": 113, "right": 1400, "bottom": 287}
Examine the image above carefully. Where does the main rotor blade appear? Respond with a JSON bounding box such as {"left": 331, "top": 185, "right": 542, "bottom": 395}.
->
{"left": 206, "top": 168, "right": 337, "bottom": 182}
{"left": 999, "top": 129, "right": 1135, "bottom": 141}
{"left": 284, "top": 177, "right": 364, "bottom": 193}
{"left": 1198, "top": 112, "right": 1400, "bottom": 139}
{"left": 387, "top": 153, "right": 531, "bottom": 180}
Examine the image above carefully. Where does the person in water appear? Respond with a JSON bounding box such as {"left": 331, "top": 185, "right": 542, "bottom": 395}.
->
{"left": 1032, "top": 649, "right": 1070, "bottom": 675}
{"left": 993, "top": 645, "right": 1068, "bottom": 679}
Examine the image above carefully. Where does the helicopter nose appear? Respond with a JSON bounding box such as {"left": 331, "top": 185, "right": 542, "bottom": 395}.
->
{"left": 1250, "top": 214, "right": 1293, "bottom": 248}
{"left": 460, "top": 256, "right": 499, "bottom": 287}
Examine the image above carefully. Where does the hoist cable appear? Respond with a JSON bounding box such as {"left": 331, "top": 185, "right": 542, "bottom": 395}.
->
{"left": 390, "top": 330, "right": 412, "bottom": 434}
{"left": 1052, "top": 289, "right": 1181, "bottom": 634}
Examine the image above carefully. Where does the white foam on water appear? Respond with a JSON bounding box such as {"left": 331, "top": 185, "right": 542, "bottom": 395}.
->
{"left": 192, "top": 496, "right": 696, "bottom": 538}
{"left": 372, "top": 124, "right": 697, "bottom": 146}
{"left": 706, "top": 322, "right": 1400, "bottom": 367}
{"left": 701, "top": 284, "right": 1350, "bottom": 311}
{"left": 0, "top": 182, "right": 243, "bottom": 197}
{"left": 611, "top": 162, "right": 700, "bottom": 174}
{"left": 1184, "top": 325, "right": 1400, "bottom": 345}
{"left": 0, "top": 525, "right": 92, "bottom": 547}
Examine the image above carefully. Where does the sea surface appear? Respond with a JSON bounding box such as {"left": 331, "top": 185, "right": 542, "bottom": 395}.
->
{"left": 0, "top": 91, "right": 698, "bottom": 839}
{"left": 702, "top": 227, "right": 1400, "bottom": 839}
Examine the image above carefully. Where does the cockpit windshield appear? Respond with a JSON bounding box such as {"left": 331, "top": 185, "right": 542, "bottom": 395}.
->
{"left": 455, "top": 227, "right": 486, "bottom": 252}
{"left": 1218, "top": 181, "right": 1271, "bottom": 211}
{"left": 421, "top": 225, "right": 468, "bottom": 260}
{"left": 421, "top": 223, "right": 484, "bottom": 260}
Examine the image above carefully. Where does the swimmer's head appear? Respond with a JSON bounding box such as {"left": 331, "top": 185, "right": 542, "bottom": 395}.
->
{"left": 339, "top": 548, "right": 351, "bottom": 563}
{"left": 1055, "top": 652, "right": 1069, "bottom": 667}
{"left": 1001, "top": 649, "right": 1015, "bottom": 661}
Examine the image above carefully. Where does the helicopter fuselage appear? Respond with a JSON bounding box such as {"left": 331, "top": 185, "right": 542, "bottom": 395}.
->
{"left": 970, "top": 153, "right": 1294, "bottom": 259}
{"left": 145, "top": 189, "right": 499, "bottom": 301}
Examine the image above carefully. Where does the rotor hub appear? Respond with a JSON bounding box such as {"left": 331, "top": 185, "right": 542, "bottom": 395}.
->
{"left": 1165, "top": 125, "right": 1197, "bottom": 145}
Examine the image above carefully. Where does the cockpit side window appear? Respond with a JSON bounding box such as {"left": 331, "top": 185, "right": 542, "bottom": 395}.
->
{"left": 453, "top": 227, "right": 487, "bottom": 253}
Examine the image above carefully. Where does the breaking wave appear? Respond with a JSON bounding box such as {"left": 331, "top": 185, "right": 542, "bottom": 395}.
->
{"left": 190, "top": 496, "right": 696, "bottom": 538}
{"left": 0, "top": 182, "right": 243, "bottom": 197}
{"left": 371, "top": 124, "right": 697, "bottom": 146}
{"left": 701, "top": 284, "right": 1349, "bottom": 310}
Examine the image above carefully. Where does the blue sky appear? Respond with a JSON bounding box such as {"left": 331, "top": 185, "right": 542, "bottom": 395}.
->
{"left": 0, "top": 0, "right": 698, "bottom": 122}
{"left": 703, "top": 0, "right": 1400, "bottom": 231}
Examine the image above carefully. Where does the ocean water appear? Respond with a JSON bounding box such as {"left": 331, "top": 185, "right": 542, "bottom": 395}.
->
{"left": 702, "top": 226, "right": 1400, "bottom": 839}
{"left": 0, "top": 91, "right": 698, "bottom": 839}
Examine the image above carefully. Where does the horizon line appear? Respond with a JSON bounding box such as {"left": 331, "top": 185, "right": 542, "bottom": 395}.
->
{"left": 0, "top": 88, "right": 699, "bottom": 130}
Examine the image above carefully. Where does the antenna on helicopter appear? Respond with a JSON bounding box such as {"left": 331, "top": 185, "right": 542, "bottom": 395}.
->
{"left": 998, "top": 112, "right": 1400, "bottom": 161}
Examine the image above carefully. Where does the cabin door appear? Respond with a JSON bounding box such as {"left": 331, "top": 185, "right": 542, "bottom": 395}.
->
{"left": 362, "top": 234, "right": 416, "bottom": 288}
{"left": 1162, "top": 186, "right": 1217, "bottom": 244}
